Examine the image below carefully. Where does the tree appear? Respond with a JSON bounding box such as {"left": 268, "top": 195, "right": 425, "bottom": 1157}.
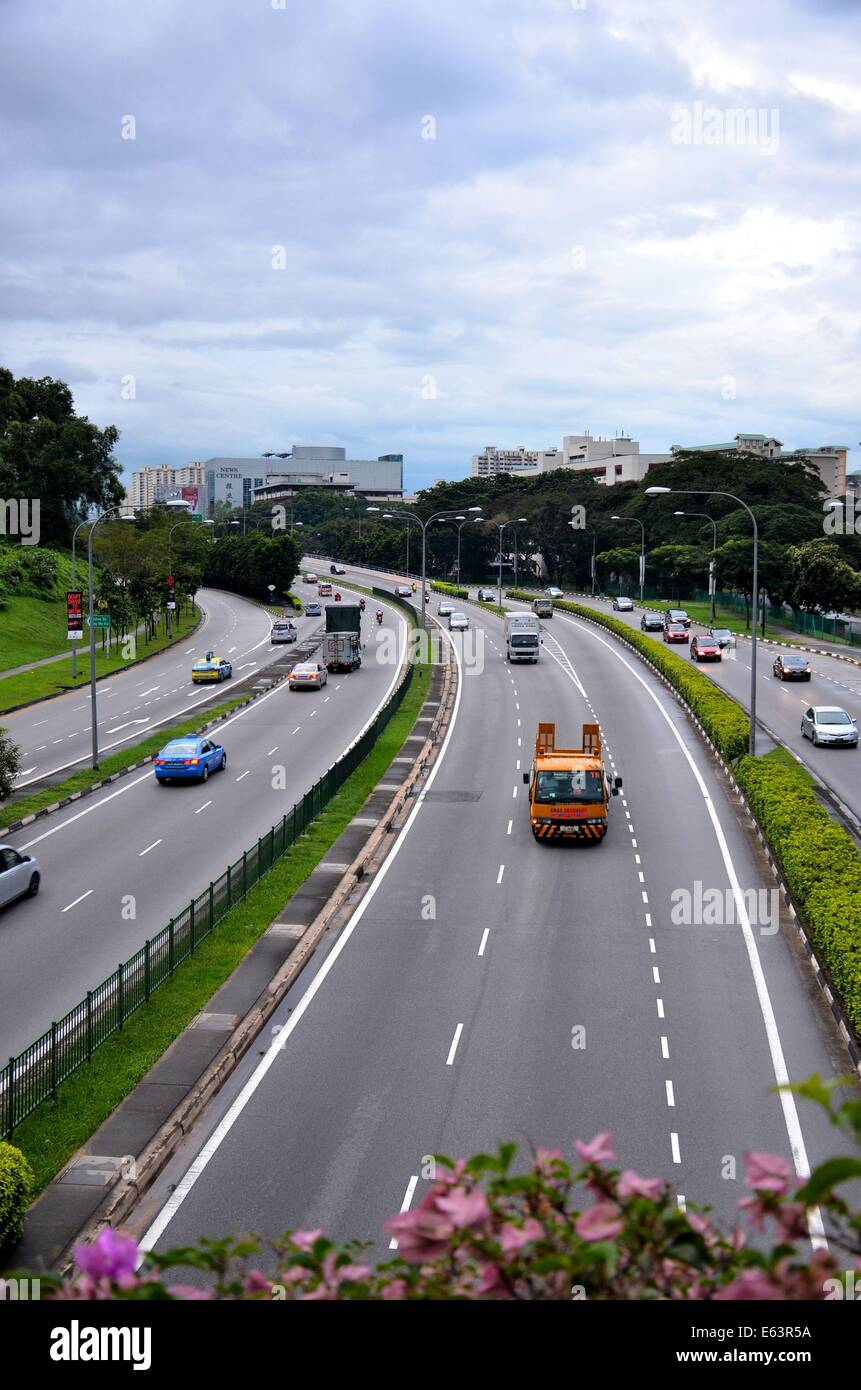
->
{"left": 645, "top": 544, "right": 708, "bottom": 598}
{"left": 0, "top": 728, "right": 21, "bottom": 800}
{"left": 788, "top": 540, "right": 861, "bottom": 615}
{"left": 0, "top": 369, "right": 123, "bottom": 546}
{"left": 595, "top": 546, "right": 640, "bottom": 589}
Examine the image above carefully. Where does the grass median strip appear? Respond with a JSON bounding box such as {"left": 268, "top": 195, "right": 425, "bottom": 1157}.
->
{"left": 1, "top": 690, "right": 252, "bottom": 830}
{"left": 12, "top": 655, "right": 431, "bottom": 1195}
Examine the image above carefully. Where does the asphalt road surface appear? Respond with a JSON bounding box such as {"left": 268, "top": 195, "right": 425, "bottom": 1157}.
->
{"left": 0, "top": 590, "right": 408, "bottom": 1060}
{"left": 135, "top": 571, "right": 849, "bottom": 1270}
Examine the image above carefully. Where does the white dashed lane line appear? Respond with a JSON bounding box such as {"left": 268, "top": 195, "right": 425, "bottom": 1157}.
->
{"left": 195, "top": 801, "right": 212, "bottom": 815}
{"left": 62, "top": 889, "right": 93, "bottom": 913}
{"left": 139, "top": 840, "right": 162, "bottom": 857}
{"left": 446, "top": 1024, "right": 464, "bottom": 1066}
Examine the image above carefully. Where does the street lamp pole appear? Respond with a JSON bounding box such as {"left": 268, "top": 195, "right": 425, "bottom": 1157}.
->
{"left": 86, "top": 505, "right": 135, "bottom": 768}
{"left": 648, "top": 486, "right": 759, "bottom": 756}
{"left": 494, "top": 518, "right": 527, "bottom": 605}
{"left": 610, "top": 515, "right": 646, "bottom": 603}
{"left": 70, "top": 517, "right": 91, "bottom": 680}
{"left": 673, "top": 510, "right": 718, "bottom": 625}
{"left": 379, "top": 507, "right": 482, "bottom": 627}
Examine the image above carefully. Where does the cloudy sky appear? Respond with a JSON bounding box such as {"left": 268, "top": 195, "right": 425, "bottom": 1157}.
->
{"left": 2, "top": 0, "right": 859, "bottom": 490}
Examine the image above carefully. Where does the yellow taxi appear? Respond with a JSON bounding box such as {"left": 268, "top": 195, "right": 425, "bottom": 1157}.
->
{"left": 191, "top": 650, "right": 233, "bottom": 684}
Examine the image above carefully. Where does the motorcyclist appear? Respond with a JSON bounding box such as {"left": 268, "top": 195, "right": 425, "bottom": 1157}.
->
{"left": 334, "top": 591, "right": 341, "bottom": 601}
{"left": 411, "top": 581, "right": 417, "bottom": 593}
{"left": 359, "top": 597, "right": 366, "bottom": 612}
{"left": 376, "top": 608, "right": 383, "bottom": 624}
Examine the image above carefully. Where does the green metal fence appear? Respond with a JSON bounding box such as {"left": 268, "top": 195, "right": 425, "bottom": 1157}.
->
{"left": 2, "top": 652, "right": 415, "bottom": 1140}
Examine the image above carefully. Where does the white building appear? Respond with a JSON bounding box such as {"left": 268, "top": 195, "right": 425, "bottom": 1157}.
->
{"left": 124, "top": 464, "right": 204, "bottom": 514}
{"left": 471, "top": 434, "right": 672, "bottom": 486}
{"left": 670, "top": 434, "right": 848, "bottom": 497}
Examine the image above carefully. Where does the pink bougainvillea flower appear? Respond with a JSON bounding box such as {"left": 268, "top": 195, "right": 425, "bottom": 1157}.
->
{"left": 436, "top": 1184, "right": 491, "bottom": 1230}
{"left": 714, "top": 1268, "right": 786, "bottom": 1300}
{"left": 575, "top": 1132, "right": 615, "bottom": 1165}
{"left": 289, "top": 1229, "right": 323, "bottom": 1252}
{"left": 381, "top": 1279, "right": 409, "bottom": 1300}
{"left": 744, "top": 1151, "right": 791, "bottom": 1194}
{"left": 575, "top": 1202, "right": 623, "bottom": 1242}
{"left": 478, "top": 1261, "right": 512, "bottom": 1298}
{"left": 737, "top": 1194, "right": 769, "bottom": 1233}
{"left": 776, "top": 1202, "right": 809, "bottom": 1243}
{"left": 74, "top": 1228, "right": 139, "bottom": 1283}
{"left": 499, "top": 1218, "right": 544, "bottom": 1253}
{"left": 383, "top": 1194, "right": 456, "bottom": 1263}
{"left": 617, "top": 1169, "right": 663, "bottom": 1200}
{"left": 166, "top": 1284, "right": 213, "bottom": 1300}
{"left": 243, "top": 1270, "right": 274, "bottom": 1294}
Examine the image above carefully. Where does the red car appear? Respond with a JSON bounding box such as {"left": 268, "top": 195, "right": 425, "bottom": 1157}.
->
{"left": 663, "top": 621, "right": 689, "bottom": 644}
{"left": 690, "top": 635, "right": 721, "bottom": 662}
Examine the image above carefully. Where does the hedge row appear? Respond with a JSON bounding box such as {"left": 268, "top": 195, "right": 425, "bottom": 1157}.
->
{"left": 506, "top": 592, "right": 749, "bottom": 762}
{"left": 735, "top": 755, "right": 861, "bottom": 1032}
{"left": 431, "top": 581, "right": 469, "bottom": 599}
{"left": 0, "top": 1143, "right": 33, "bottom": 1257}
{"left": 506, "top": 590, "right": 861, "bottom": 1038}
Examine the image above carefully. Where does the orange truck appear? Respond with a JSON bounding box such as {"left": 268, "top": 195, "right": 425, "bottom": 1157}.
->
{"left": 522, "top": 721, "right": 621, "bottom": 841}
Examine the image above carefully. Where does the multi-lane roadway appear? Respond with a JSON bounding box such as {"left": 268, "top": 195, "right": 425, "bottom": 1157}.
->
{"left": 133, "top": 563, "right": 850, "bottom": 1268}
{"left": 0, "top": 585, "right": 409, "bottom": 1061}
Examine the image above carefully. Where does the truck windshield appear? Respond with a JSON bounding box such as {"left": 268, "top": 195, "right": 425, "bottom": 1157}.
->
{"left": 511, "top": 634, "right": 538, "bottom": 647}
{"left": 535, "top": 770, "right": 604, "bottom": 803}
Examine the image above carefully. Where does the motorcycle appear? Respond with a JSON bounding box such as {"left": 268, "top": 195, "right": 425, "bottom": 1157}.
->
{"left": 359, "top": 598, "right": 366, "bottom": 612}
{"left": 376, "top": 610, "right": 384, "bottom": 625}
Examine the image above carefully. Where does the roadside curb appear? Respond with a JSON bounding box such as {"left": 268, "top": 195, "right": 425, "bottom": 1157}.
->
{"left": 553, "top": 604, "right": 861, "bottom": 1078}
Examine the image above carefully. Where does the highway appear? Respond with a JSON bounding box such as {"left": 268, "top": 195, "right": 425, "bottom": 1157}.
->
{"left": 5, "top": 588, "right": 284, "bottom": 790}
{"left": 134, "top": 567, "right": 849, "bottom": 1268}
{"left": 0, "top": 589, "right": 409, "bottom": 1061}
{"left": 540, "top": 593, "right": 861, "bottom": 832}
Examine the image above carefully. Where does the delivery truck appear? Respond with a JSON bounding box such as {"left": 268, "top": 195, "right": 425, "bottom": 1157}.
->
{"left": 504, "top": 611, "right": 541, "bottom": 663}
{"left": 322, "top": 602, "right": 362, "bottom": 672}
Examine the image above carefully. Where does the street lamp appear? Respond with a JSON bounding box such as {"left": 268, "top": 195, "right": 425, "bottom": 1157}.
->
{"left": 570, "top": 511, "right": 597, "bottom": 595}
{"left": 493, "top": 518, "right": 527, "bottom": 605}
{"left": 610, "top": 515, "right": 646, "bottom": 604}
{"left": 673, "top": 510, "right": 718, "bottom": 626}
{"left": 378, "top": 506, "right": 482, "bottom": 626}
{"left": 86, "top": 506, "right": 137, "bottom": 768}
{"left": 647, "top": 485, "right": 759, "bottom": 756}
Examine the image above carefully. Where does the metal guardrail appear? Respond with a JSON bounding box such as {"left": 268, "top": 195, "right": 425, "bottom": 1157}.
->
{"left": 2, "top": 655, "right": 415, "bottom": 1139}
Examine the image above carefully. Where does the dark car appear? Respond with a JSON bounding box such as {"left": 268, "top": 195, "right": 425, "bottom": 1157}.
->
{"left": 690, "top": 635, "right": 721, "bottom": 662}
{"left": 663, "top": 621, "right": 689, "bottom": 644}
{"left": 666, "top": 608, "right": 690, "bottom": 628}
{"left": 709, "top": 627, "right": 735, "bottom": 648}
{"left": 640, "top": 611, "right": 664, "bottom": 631}
{"left": 773, "top": 652, "right": 811, "bottom": 681}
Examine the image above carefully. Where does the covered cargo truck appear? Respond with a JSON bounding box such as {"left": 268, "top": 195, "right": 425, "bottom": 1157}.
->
{"left": 504, "top": 611, "right": 541, "bottom": 663}
{"left": 322, "top": 602, "right": 362, "bottom": 671}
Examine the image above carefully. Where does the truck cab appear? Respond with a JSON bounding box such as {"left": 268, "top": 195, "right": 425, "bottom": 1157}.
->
{"left": 523, "top": 722, "right": 621, "bottom": 841}
{"left": 532, "top": 597, "right": 554, "bottom": 618}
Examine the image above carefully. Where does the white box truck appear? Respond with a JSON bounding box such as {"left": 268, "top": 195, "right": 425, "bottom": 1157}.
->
{"left": 504, "top": 611, "right": 541, "bottom": 663}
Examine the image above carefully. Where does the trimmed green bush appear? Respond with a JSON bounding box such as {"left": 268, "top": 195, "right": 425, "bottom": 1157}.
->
{"left": 0, "top": 1142, "right": 34, "bottom": 1255}
{"left": 736, "top": 754, "right": 861, "bottom": 1032}
{"left": 432, "top": 581, "right": 469, "bottom": 599}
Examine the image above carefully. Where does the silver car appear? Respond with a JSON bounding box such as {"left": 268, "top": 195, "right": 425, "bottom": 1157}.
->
{"left": 271, "top": 622, "right": 297, "bottom": 644}
{"left": 438, "top": 600, "right": 454, "bottom": 616}
{"left": 449, "top": 611, "right": 469, "bottom": 630}
{"left": 0, "top": 845, "right": 41, "bottom": 908}
{"left": 800, "top": 706, "right": 858, "bottom": 748}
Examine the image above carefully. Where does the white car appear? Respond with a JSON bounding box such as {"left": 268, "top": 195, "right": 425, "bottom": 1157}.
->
{"left": 448, "top": 612, "right": 469, "bottom": 630}
{"left": 289, "top": 661, "right": 328, "bottom": 690}
{"left": 800, "top": 706, "right": 858, "bottom": 748}
{"left": 477, "top": 587, "right": 496, "bottom": 602}
{"left": 544, "top": 586, "right": 563, "bottom": 598}
{"left": 0, "top": 845, "right": 41, "bottom": 907}
{"left": 613, "top": 596, "right": 634, "bottom": 612}
{"left": 438, "top": 600, "right": 454, "bottom": 616}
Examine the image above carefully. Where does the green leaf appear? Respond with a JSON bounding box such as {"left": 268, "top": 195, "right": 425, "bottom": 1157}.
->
{"left": 796, "top": 1157, "right": 861, "bottom": 1204}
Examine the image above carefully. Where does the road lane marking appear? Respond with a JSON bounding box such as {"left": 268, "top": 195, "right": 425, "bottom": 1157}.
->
{"left": 139, "top": 839, "right": 162, "bottom": 856}
{"left": 497, "top": 864, "right": 505, "bottom": 884}
{"left": 138, "top": 609, "right": 452, "bottom": 1255}
{"left": 236, "top": 771, "right": 250, "bottom": 782}
{"left": 267, "top": 746, "right": 279, "bottom": 755}
{"left": 62, "top": 889, "right": 93, "bottom": 913}
{"left": 33, "top": 719, "right": 48, "bottom": 726}
{"left": 446, "top": 1023, "right": 464, "bottom": 1066}
{"left": 656, "top": 998, "right": 665, "bottom": 1018}
{"left": 507, "top": 819, "right": 512, "bottom": 835}
{"left": 478, "top": 928, "right": 490, "bottom": 956}
{"left": 554, "top": 608, "right": 827, "bottom": 1243}
{"left": 291, "top": 726, "right": 301, "bottom": 735}
{"left": 388, "top": 1175, "right": 419, "bottom": 1250}
{"left": 670, "top": 1133, "right": 681, "bottom": 1163}
{"left": 195, "top": 801, "right": 212, "bottom": 815}
{"left": 661, "top": 1036, "right": 669, "bottom": 1059}
{"left": 666, "top": 1080, "right": 675, "bottom": 1107}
